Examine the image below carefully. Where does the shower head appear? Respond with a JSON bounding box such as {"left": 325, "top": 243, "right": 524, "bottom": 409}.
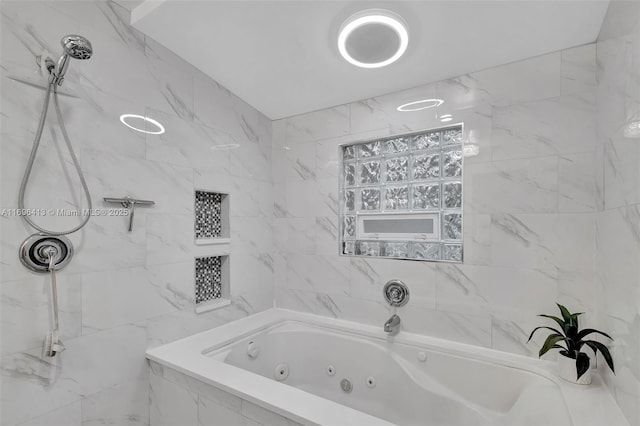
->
{"left": 61, "top": 35, "right": 93, "bottom": 60}
{"left": 54, "top": 35, "right": 92, "bottom": 86}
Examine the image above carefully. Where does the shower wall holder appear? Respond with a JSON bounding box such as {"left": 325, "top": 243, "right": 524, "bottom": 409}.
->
{"left": 103, "top": 196, "right": 155, "bottom": 232}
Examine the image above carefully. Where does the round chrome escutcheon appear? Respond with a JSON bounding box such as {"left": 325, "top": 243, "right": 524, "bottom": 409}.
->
{"left": 383, "top": 279, "right": 410, "bottom": 307}
{"left": 19, "top": 233, "right": 74, "bottom": 273}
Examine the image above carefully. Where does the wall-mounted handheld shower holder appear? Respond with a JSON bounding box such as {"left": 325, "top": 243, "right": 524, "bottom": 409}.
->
{"left": 104, "top": 196, "right": 155, "bottom": 232}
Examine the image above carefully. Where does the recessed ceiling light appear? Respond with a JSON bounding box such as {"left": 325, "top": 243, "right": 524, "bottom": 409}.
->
{"left": 119, "top": 114, "right": 165, "bottom": 135}
{"left": 338, "top": 9, "right": 409, "bottom": 69}
{"left": 212, "top": 143, "right": 241, "bottom": 150}
{"left": 440, "top": 114, "right": 453, "bottom": 122}
{"left": 397, "top": 99, "right": 444, "bottom": 112}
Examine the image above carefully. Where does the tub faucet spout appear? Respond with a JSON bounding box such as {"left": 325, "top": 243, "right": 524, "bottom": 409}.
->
{"left": 384, "top": 314, "right": 401, "bottom": 334}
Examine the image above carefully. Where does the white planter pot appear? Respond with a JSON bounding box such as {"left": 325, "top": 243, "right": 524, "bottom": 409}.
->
{"left": 558, "top": 353, "right": 592, "bottom": 385}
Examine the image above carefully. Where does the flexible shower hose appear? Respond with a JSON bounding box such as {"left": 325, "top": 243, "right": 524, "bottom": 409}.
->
{"left": 18, "top": 81, "right": 92, "bottom": 236}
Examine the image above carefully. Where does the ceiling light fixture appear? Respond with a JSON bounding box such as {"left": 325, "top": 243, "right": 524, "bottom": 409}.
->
{"left": 119, "top": 114, "right": 165, "bottom": 135}
{"left": 212, "top": 143, "right": 241, "bottom": 150}
{"left": 397, "top": 99, "right": 444, "bottom": 112}
{"left": 338, "top": 9, "right": 409, "bottom": 69}
{"left": 440, "top": 114, "right": 453, "bottom": 122}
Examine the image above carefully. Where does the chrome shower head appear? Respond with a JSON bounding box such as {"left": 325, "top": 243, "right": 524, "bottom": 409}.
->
{"left": 61, "top": 35, "right": 93, "bottom": 60}
{"left": 54, "top": 35, "right": 92, "bottom": 86}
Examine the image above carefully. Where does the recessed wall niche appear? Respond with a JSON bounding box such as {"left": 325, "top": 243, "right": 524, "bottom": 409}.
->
{"left": 194, "top": 190, "right": 230, "bottom": 244}
{"left": 339, "top": 125, "right": 463, "bottom": 262}
{"left": 194, "top": 255, "right": 230, "bottom": 312}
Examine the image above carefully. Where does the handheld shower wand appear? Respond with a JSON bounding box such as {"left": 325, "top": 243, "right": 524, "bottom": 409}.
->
{"left": 52, "top": 35, "right": 92, "bottom": 86}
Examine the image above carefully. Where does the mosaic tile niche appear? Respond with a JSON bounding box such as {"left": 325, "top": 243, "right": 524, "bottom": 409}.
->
{"left": 340, "top": 126, "right": 463, "bottom": 262}
{"left": 195, "top": 255, "right": 229, "bottom": 305}
{"left": 194, "top": 190, "right": 230, "bottom": 243}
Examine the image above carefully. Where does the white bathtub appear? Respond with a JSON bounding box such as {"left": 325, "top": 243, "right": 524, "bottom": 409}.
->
{"left": 146, "top": 309, "right": 628, "bottom": 426}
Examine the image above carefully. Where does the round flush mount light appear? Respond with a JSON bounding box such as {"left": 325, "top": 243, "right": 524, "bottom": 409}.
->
{"left": 338, "top": 9, "right": 409, "bottom": 69}
{"left": 440, "top": 114, "right": 453, "bottom": 123}
{"left": 397, "top": 99, "right": 444, "bottom": 112}
{"left": 119, "top": 114, "right": 165, "bottom": 135}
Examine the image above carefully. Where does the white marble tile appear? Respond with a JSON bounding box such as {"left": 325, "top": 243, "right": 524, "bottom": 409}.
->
{"left": 241, "top": 400, "right": 301, "bottom": 426}
{"left": 314, "top": 292, "right": 389, "bottom": 326}
{"left": 284, "top": 106, "right": 350, "bottom": 146}
{"left": 81, "top": 266, "right": 183, "bottom": 333}
{"left": 278, "top": 142, "right": 316, "bottom": 182}
{"left": 461, "top": 214, "right": 492, "bottom": 266}
{"left": 286, "top": 254, "right": 350, "bottom": 294}
{"left": 146, "top": 308, "right": 246, "bottom": 349}
{"left": 228, "top": 178, "right": 273, "bottom": 219}
{"left": 146, "top": 213, "right": 192, "bottom": 266}
{"left": 62, "top": 324, "right": 147, "bottom": 396}
{"left": 561, "top": 43, "right": 596, "bottom": 95}
{"left": 230, "top": 253, "right": 274, "bottom": 297}
{"left": 315, "top": 216, "right": 339, "bottom": 256}
{"left": 149, "top": 372, "right": 197, "bottom": 426}
{"left": 435, "top": 263, "right": 558, "bottom": 317}
{"left": 490, "top": 312, "right": 551, "bottom": 357}
{"left": 230, "top": 217, "right": 273, "bottom": 255}
{"left": 603, "top": 136, "right": 640, "bottom": 209}
{"left": 464, "top": 156, "right": 558, "bottom": 213}
{"left": 315, "top": 141, "right": 340, "bottom": 180}
{"left": 274, "top": 218, "right": 316, "bottom": 255}
{"left": 285, "top": 180, "right": 320, "bottom": 218}
{"left": 70, "top": 210, "right": 147, "bottom": 275}
{"left": 17, "top": 400, "right": 81, "bottom": 426}
{"left": 229, "top": 138, "right": 272, "bottom": 182}
{"left": 1, "top": 349, "right": 83, "bottom": 425}
{"left": 489, "top": 213, "right": 594, "bottom": 273}
{"left": 350, "top": 258, "right": 436, "bottom": 309}
{"left": 150, "top": 361, "right": 242, "bottom": 413}
{"left": 314, "top": 178, "right": 339, "bottom": 217}
{"left": 402, "top": 306, "right": 492, "bottom": 348}
{"left": 82, "top": 377, "right": 148, "bottom": 426}
{"left": 145, "top": 108, "right": 231, "bottom": 170}
{"left": 274, "top": 288, "right": 318, "bottom": 313}
{"left": 440, "top": 52, "right": 561, "bottom": 108}
{"left": 83, "top": 149, "right": 194, "bottom": 215}
{"left": 199, "top": 396, "right": 247, "bottom": 426}
{"left": 1, "top": 274, "right": 82, "bottom": 356}
{"left": 491, "top": 91, "right": 596, "bottom": 161}
{"left": 350, "top": 83, "right": 439, "bottom": 134}
{"left": 559, "top": 151, "right": 597, "bottom": 212}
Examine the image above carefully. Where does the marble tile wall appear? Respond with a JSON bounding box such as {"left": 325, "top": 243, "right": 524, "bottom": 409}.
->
{"left": 0, "top": 1, "right": 273, "bottom": 425}
{"left": 148, "top": 361, "right": 302, "bottom": 426}
{"left": 595, "top": 2, "right": 640, "bottom": 425}
{"left": 272, "top": 43, "right": 600, "bottom": 358}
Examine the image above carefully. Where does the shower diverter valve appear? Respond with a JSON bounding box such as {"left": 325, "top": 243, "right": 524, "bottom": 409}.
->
{"left": 20, "top": 234, "right": 73, "bottom": 272}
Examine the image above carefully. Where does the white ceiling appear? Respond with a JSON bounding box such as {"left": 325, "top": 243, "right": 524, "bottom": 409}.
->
{"left": 127, "top": 1, "right": 610, "bottom": 120}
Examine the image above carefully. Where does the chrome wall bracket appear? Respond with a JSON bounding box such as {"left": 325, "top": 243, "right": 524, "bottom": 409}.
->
{"left": 104, "top": 196, "right": 155, "bottom": 232}
{"left": 19, "top": 234, "right": 74, "bottom": 273}
{"left": 383, "top": 279, "right": 410, "bottom": 307}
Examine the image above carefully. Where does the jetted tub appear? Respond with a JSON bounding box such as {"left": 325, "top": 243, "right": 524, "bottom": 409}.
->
{"left": 146, "top": 309, "right": 628, "bottom": 426}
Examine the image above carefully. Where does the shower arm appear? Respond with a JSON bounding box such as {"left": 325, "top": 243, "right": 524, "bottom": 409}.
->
{"left": 104, "top": 197, "right": 155, "bottom": 232}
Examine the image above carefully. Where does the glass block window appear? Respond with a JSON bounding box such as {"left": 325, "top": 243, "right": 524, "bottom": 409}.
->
{"left": 339, "top": 126, "right": 463, "bottom": 262}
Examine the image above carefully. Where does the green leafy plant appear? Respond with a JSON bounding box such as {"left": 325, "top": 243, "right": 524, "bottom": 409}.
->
{"left": 528, "top": 303, "right": 615, "bottom": 380}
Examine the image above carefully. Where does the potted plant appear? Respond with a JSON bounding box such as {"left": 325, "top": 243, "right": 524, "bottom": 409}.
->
{"left": 528, "top": 303, "right": 615, "bottom": 384}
